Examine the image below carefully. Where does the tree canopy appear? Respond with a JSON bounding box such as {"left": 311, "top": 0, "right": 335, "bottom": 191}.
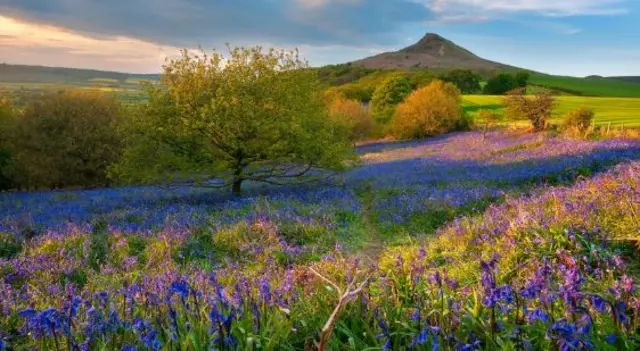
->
{"left": 371, "top": 75, "right": 412, "bottom": 124}
{"left": 5, "top": 91, "right": 122, "bottom": 189}
{"left": 440, "top": 69, "right": 481, "bottom": 94}
{"left": 115, "top": 46, "right": 351, "bottom": 194}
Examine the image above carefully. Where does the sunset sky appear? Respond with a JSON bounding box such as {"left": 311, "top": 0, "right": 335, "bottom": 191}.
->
{"left": 0, "top": 0, "right": 638, "bottom": 76}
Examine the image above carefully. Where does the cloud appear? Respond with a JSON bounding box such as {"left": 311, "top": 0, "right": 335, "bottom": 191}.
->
{"left": 0, "top": 0, "right": 432, "bottom": 48}
{"left": 0, "top": 15, "right": 183, "bottom": 72}
{"left": 427, "top": 0, "right": 628, "bottom": 17}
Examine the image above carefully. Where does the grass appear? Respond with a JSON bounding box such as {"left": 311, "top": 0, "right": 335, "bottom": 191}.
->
{"left": 530, "top": 74, "right": 640, "bottom": 97}
{"left": 463, "top": 95, "right": 640, "bottom": 127}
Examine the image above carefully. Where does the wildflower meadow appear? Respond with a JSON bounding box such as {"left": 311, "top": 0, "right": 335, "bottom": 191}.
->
{"left": 1, "top": 130, "right": 639, "bottom": 350}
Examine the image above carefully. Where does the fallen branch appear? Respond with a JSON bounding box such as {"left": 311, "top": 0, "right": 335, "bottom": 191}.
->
{"left": 310, "top": 267, "right": 368, "bottom": 351}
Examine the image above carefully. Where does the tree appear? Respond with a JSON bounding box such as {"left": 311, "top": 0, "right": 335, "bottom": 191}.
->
{"left": 392, "top": 80, "right": 463, "bottom": 139}
{"left": 515, "top": 72, "right": 531, "bottom": 88}
{"left": 115, "top": 46, "right": 351, "bottom": 194}
{"left": 503, "top": 88, "right": 555, "bottom": 132}
{"left": 484, "top": 73, "right": 518, "bottom": 95}
{"left": 440, "top": 69, "right": 482, "bottom": 94}
{"left": 6, "top": 90, "right": 122, "bottom": 189}
{"left": 371, "top": 75, "right": 412, "bottom": 124}
{"left": 327, "top": 96, "right": 374, "bottom": 143}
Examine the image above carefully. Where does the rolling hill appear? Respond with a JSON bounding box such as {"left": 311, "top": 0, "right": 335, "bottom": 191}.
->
{"left": 610, "top": 76, "right": 640, "bottom": 84}
{"left": 0, "top": 63, "right": 158, "bottom": 85}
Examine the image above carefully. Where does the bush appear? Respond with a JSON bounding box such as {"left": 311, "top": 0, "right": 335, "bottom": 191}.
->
{"left": 328, "top": 96, "right": 374, "bottom": 142}
{"left": 391, "top": 80, "right": 463, "bottom": 139}
{"left": 371, "top": 75, "right": 412, "bottom": 124}
{"left": 484, "top": 73, "right": 518, "bottom": 95}
{"left": 6, "top": 90, "right": 122, "bottom": 189}
{"left": 503, "top": 88, "right": 555, "bottom": 131}
{"left": 563, "top": 107, "right": 594, "bottom": 136}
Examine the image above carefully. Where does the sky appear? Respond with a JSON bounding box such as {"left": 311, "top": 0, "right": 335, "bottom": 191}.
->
{"left": 0, "top": 0, "right": 638, "bottom": 76}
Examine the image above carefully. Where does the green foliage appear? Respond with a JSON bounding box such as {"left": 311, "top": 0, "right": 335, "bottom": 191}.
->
{"left": 115, "top": 46, "right": 351, "bottom": 194}
{"left": 0, "top": 232, "right": 22, "bottom": 259}
{"left": 371, "top": 75, "right": 412, "bottom": 124}
{"left": 4, "top": 90, "right": 122, "bottom": 189}
{"left": 174, "top": 228, "right": 214, "bottom": 265}
{"left": 483, "top": 73, "right": 518, "bottom": 95}
{"left": 392, "top": 80, "right": 464, "bottom": 139}
{"left": 317, "top": 64, "right": 376, "bottom": 86}
{"left": 88, "top": 219, "right": 109, "bottom": 271}
{"left": 440, "top": 69, "right": 482, "bottom": 93}
{"left": 408, "top": 71, "right": 436, "bottom": 89}
{"left": 563, "top": 107, "right": 595, "bottom": 135}
{"left": 515, "top": 71, "right": 530, "bottom": 88}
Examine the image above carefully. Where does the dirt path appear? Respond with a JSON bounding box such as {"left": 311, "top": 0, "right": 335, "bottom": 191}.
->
{"left": 356, "top": 186, "right": 386, "bottom": 265}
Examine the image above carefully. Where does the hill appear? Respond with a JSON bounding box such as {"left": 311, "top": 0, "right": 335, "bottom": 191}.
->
{"left": 0, "top": 63, "right": 159, "bottom": 86}
{"left": 529, "top": 74, "right": 640, "bottom": 98}
{"left": 350, "top": 33, "right": 521, "bottom": 73}
{"left": 609, "top": 76, "right": 640, "bottom": 84}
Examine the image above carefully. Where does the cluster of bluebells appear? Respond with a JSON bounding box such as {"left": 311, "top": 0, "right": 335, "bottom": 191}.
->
{"left": 3, "top": 228, "right": 638, "bottom": 349}
{"left": 1, "top": 131, "right": 640, "bottom": 349}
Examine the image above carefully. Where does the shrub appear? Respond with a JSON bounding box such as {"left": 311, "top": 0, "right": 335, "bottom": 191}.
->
{"left": 6, "top": 90, "right": 122, "bottom": 189}
{"left": 391, "top": 80, "right": 463, "bottom": 139}
{"left": 484, "top": 73, "right": 518, "bottom": 95}
{"left": 328, "top": 96, "right": 374, "bottom": 142}
{"left": 371, "top": 75, "right": 412, "bottom": 124}
{"left": 563, "top": 107, "right": 594, "bottom": 136}
{"left": 503, "top": 88, "right": 555, "bottom": 131}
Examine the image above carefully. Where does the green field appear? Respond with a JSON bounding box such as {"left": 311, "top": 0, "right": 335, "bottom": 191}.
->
{"left": 463, "top": 95, "right": 640, "bottom": 127}
{"left": 529, "top": 74, "right": 640, "bottom": 97}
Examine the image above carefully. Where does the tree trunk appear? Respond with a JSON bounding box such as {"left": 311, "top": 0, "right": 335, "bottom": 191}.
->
{"left": 232, "top": 178, "right": 242, "bottom": 195}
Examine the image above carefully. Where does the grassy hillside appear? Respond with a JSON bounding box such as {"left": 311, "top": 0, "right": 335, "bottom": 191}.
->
{"left": 463, "top": 95, "right": 640, "bottom": 127}
{"left": 0, "top": 64, "right": 155, "bottom": 104}
{"left": 0, "top": 63, "right": 158, "bottom": 85}
{"left": 610, "top": 76, "right": 640, "bottom": 83}
{"left": 530, "top": 74, "right": 640, "bottom": 97}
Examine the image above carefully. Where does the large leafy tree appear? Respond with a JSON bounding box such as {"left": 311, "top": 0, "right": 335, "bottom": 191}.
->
{"left": 116, "top": 46, "right": 351, "bottom": 194}
{"left": 483, "top": 73, "right": 518, "bottom": 95}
